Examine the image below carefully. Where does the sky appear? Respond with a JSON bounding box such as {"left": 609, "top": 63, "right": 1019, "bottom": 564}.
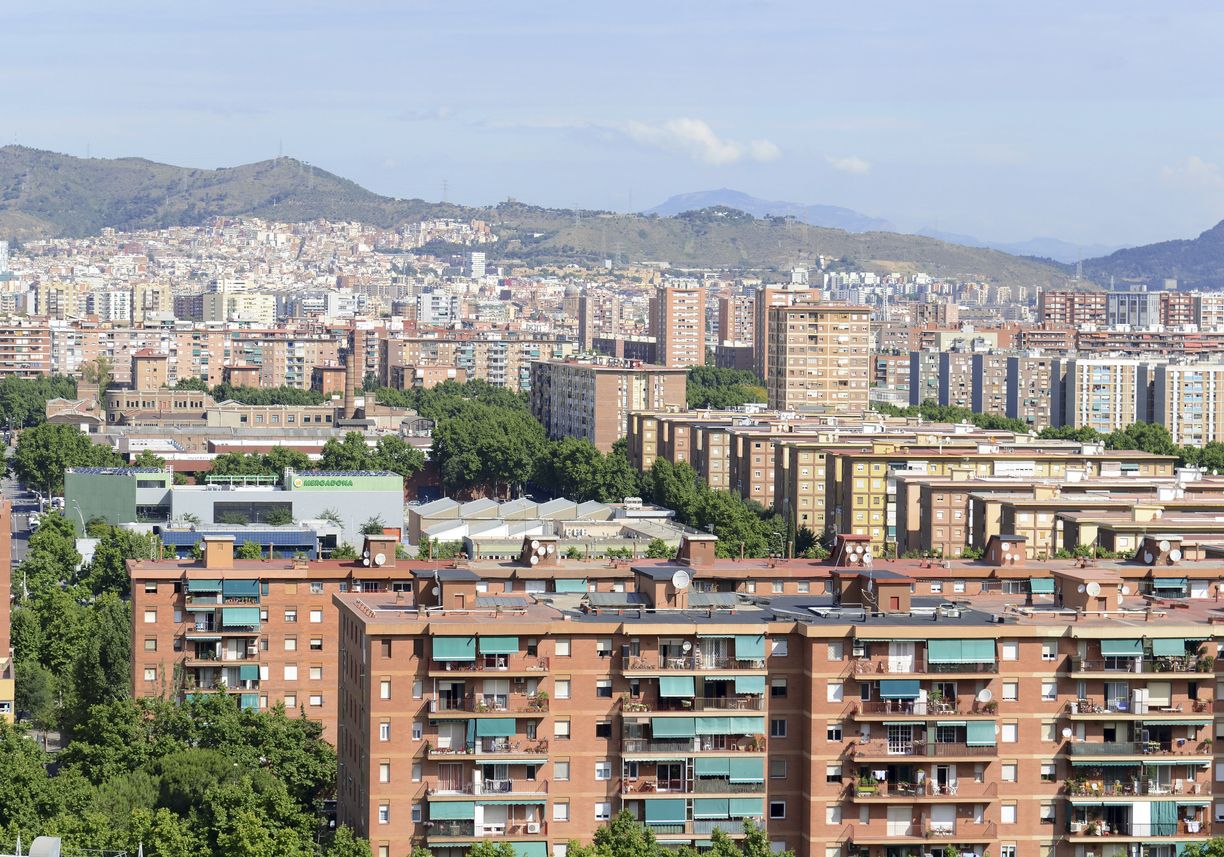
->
{"left": 4, "top": 0, "right": 1224, "bottom": 248}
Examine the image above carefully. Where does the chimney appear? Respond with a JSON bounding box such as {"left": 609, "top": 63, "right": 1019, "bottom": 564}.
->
{"left": 363, "top": 534, "right": 398, "bottom": 568}
{"left": 676, "top": 533, "right": 717, "bottom": 566}
{"left": 343, "top": 329, "right": 362, "bottom": 419}
{"left": 201, "top": 535, "right": 235, "bottom": 570}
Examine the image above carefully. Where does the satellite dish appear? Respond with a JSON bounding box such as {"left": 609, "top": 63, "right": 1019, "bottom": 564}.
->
{"left": 1159, "top": 539, "right": 1171, "bottom": 552}
{"left": 1002, "top": 544, "right": 1011, "bottom": 555}
{"left": 977, "top": 689, "right": 993, "bottom": 703}
{"left": 849, "top": 553, "right": 860, "bottom": 564}
{"left": 1144, "top": 551, "right": 1154, "bottom": 564}
{"left": 374, "top": 552, "right": 386, "bottom": 567}
{"left": 863, "top": 548, "right": 873, "bottom": 561}
{"left": 431, "top": 586, "right": 440, "bottom": 597}
{"left": 546, "top": 544, "right": 556, "bottom": 555}
{"left": 671, "top": 569, "right": 691, "bottom": 590}
{"left": 530, "top": 539, "right": 540, "bottom": 550}
{"left": 682, "top": 640, "right": 693, "bottom": 652}
{"left": 1086, "top": 581, "right": 1101, "bottom": 597}
{"left": 529, "top": 554, "right": 539, "bottom": 565}
{"left": 1062, "top": 727, "right": 1073, "bottom": 739}
{"left": 1077, "top": 584, "right": 1086, "bottom": 593}
{"left": 363, "top": 550, "right": 370, "bottom": 558}
{"left": 362, "top": 557, "right": 371, "bottom": 566}
{"left": 1170, "top": 548, "right": 1183, "bottom": 562}
{"left": 1120, "top": 584, "right": 1131, "bottom": 595}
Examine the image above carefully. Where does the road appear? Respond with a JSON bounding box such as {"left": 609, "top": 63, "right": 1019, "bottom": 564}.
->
{"left": 2, "top": 445, "right": 34, "bottom": 565}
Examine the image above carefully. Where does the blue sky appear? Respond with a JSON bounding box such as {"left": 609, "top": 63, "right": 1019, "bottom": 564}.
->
{"left": 5, "top": 1, "right": 1224, "bottom": 247}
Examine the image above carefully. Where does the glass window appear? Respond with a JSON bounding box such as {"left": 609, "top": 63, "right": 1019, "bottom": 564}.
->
{"left": 379, "top": 722, "right": 390, "bottom": 742}
{"left": 309, "top": 609, "right": 323, "bottom": 623}
{"left": 284, "top": 665, "right": 298, "bottom": 681}
{"left": 595, "top": 761, "right": 612, "bottom": 781}
{"left": 554, "top": 720, "right": 570, "bottom": 739}
{"left": 1001, "top": 804, "right": 1017, "bottom": 824}
{"left": 555, "top": 680, "right": 571, "bottom": 699}
{"left": 769, "top": 802, "right": 786, "bottom": 820}
{"left": 553, "top": 802, "right": 569, "bottom": 822}
{"left": 554, "top": 761, "right": 570, "bottom": 781}
{"left": 555, "top": 639, "right": 571, "bottom": 657}
{"left": 595, "top": 802, "right": 611, "bottom": 821}
{"left": 826, "top": 723, "right": 842, "bottom": 742}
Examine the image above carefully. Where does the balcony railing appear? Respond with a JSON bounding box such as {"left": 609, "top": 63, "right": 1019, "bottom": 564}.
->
{"left": 850, "top": 739, "right": 996, "bottom": 758}
{"left": 430, "top": 780, "right": 549, "bottom": 796}
{"left": 430, "top": 694, "right": 550, "bottom": 714}
{"left": 623, "top": 696, "right": 766, "bottom": 713}
{"left": 431, "top": 656, "right": 550, "bottom": 673}
{"left": 1066, "top": 779, "right": 1207, "bottom": 797}
{"left": 1072, "top": 657, "right": 1213, "bottom": 674}
{"left": 428, "top": 821, "right": 547, "bottom": 838}
{"left": 1069, "top": 740, "right": 1211, "bottom": 757}
{"left": 428, "top": 739, "right": 551, "bottom": 756}
{"left": 854, "top": 700, "right": 988, "bottom": 716}
{"left": 1067, "top": 699, "right": 1213, "bottom": 715}
{"left": 622, "top": 779, "right": 764, "bottom": 795}
{"left": 849, "top": 780, "right": 998, "bottom": 800}
{"left": 623, "top": 737, "right": 766, "bottom": 754}
{"left": 644, "top": 819, "right": 765, "bottom": 836}
{"left": 1067, "top": 820, "right": 1206, "bottom": 837}
{"left": 845, "top": 820, "right": 997, "bottom": 842}
{"left": 621, "top": 656, "right": 766, "bottom": 672}
{"left": 850, "top": 658, "right": 997, "bottom": 676}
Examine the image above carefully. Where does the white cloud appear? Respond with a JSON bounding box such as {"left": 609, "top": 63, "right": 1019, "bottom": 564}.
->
{"left": 620, "top": 117, "right": 780, "bottom": 165}
{"left": 1161, "top": 155, "right": 1224, "bottom": 191}
{"left": 826, "top": 155, "right": 871, "bottom": 175}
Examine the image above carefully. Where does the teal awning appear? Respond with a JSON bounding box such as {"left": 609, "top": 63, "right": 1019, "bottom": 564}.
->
{"left": 554, "top": 579, "right": 588, "bottom": 593}
{"left": 222, "top": 579, "right": 260, "bottom": 598}
{"left": 926, "top": 639, "right": 996, "bottom": 664}
{"left": 936, "top": 721, "right": 967, "bottom": 728}
{"left": 238, "top": 665, "right": 259, "bottom": 681}
{"left": 728, "top": 757, "right": 764, "bottom": 783}
{"left": 434, "top": 636, "right": 476, "bottom": 661}
{"left": 479, "top": 636, "right": 519, "bottom": 655}
{"left": 660, "top": 676, "right": 696, "bottom": 697}
{"left": 879, "top": 680, "right": 920, "bottom": 699}
{"left": 883, "top": 720, "right": 924, "bottom": 726}
{"left": 695, "top": 757, "right": 731, "bottom": 777}
{"left": 1153, "top": 578, "right": 1188, "bottom": 590}
{"left": 965, "top": 722, "right": 996, "bottom": 746}
{"left": 652, "top": 717, "right": 696, "bottom": 738}
{"left": 645, "top": 799, "right": 687, "bottom": 823}
{"left": 430, "top": 801, "right": 475, "bottom": 820}
{"left": 239, "top": 693, "right": 258, "bottom": 710}
{"left": 476, "top": 718, "right": 516, "bottom": 737}
{"left": 479, "top": 799, "right": 547, "bottom": 806}
{"left": 1152, "top": 638, "right": 1186, "bottom": 656}
{"left": 221, "top": 607, "right": 260, "bottom": 627}
{"left": 694, "top": 798, "right": 729, "bottom": 819}
{"left": 187, "top": 578, "right": 222, "bottom": 593}
{"left": 734, "top": 675, "right": 766, "bottom": 694}
{"left": 1071, "top": 760, "right": 1141, "bottom": 767}
{"left": 1100, "top": 639, "right": 1143, "bottom": 656}
{"left": 1029, "top": 578, "right": 1055, "bottom": 594}
{"left": 1144, "top": 718, "right": 1212, "bottom": 726}
{"left": 512, "top": 844, "right": 547, "bottom": 857}
{"left": 735, "top": 635, "right": 766, "bottom": 659}
{"left": 728, "top": 797, "right": 764, "bottom": 817}
{"left": 696, "top": 716, "right": 764, "bottom": 735}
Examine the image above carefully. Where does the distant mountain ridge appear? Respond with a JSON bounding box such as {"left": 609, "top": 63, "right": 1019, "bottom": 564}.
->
{"left": 915, "top": 228, "right": 1122, "bottom": 265}
{"left": 645, "top": 188, "right": 894, "bottom": 233}
{"left": 0, "top": 146, "right": 1074, "bottom": 288}
{"left": 1080, "top": 220, "right": 1224, "bottom": 290}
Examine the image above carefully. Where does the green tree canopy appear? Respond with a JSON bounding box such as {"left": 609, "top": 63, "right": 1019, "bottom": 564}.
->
{"left": 10, "top": 422, "right": 123, "bottom": 495}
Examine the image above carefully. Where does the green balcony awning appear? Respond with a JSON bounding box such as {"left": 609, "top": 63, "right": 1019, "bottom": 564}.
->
{"left": 1071, "top": 759, "right": 1141, "bottom": 767}
{"left": 476, "top": 718, "right": 516, "bottom": 738}
{"left": 735, "top": 635, "right": 766, "bottom": 659}
{"left": 479, "top": 799, "right": 547, "bottom": 805}
{"left": 1143, "top": 718, "right": 1212, "bottom": 726}
{"left": 1153, "top": 578, "right": 1188, "bottom": 590}
{"left": 1029, "top": 578, "right": 1055, "bottom": 594}
{"left": 238, "top": 665, "right": 259, "bottom": 681}
{"left": 965, "top": 722, "right": 996, "bottom": 746}
{"left": 728, "top": 757, "right": 765, "bottom": 783}
{"left": 187, "top": 636, "right": 220, "bottom": 642}
{"left": 645, "top": 799, "right": 687, "bottom": 823}
{"left": 1100, "top": 639, "right": 1143, "bottom": 656}
{"left": 430, "top": 801, "right": 475, "bottom": 820}
{"left": 659, "top": 676, "right": 696, "bottom": 697}
{"left": 187, "top": 578, "right": 222, "bottom": 593}
{"left": 883, "top": 720, "right": 924, "bottom": 726}
{"left": 695, "top": 757, "right": 731, "bottom": 777}
{"left": 694, "top": 798, "right": 729, "bottom": 819}
{"left": 221, "top": 607, "right": 260, "bottom": 627}
{"left": 239, "top": 693, "right": 258, "bottom": 710}
{"left": 728, "top": 797, "right": 764, "bottom": 817}
{"left": 434, "top": 636, "right": 476, "bottom": 661}
{"left": 936, "top": 721, "right": 968, "bottom": 728}
{"left": 652, "top": 717, "right": 696, "bottom": 738}
{"left": 513, "top": 844, "right": 547, "bottom": 857}
{"left": 926, "top": 639, "right": 996, "bottom": 664}
{"left": 1152, "top": 638, "right": 1186, "bottom": 656}
{"left": 479, "top": 636, "right": 519, "bottom": 655}
{"left": 222, "top": 579, "right": 260, "bottom": 598}
{"left": 879, "top": 680, "right": 920, "bottom": 699}
{"left": 554, "top": 579, "right": 588, "bottom": 593}
{"left": 696, "top": 716, "right": 764, "bottom": 735}
{"left": 735, "top": 675, "right": 766, "bottom": 694}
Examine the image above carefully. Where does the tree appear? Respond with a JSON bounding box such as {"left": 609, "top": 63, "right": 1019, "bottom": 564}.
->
{"left": 568, "top": 809, "right": 664, "bottom": 857}
{"left": 433, "top": 401, "right": 547, "bottom": 497}
{"left": 318, "top": 508, "right": 343, "bottom": 526}
{"left": 1182, "top": 838, "right": 1224, "bottom": 857}
{"left": 66, "top": 594, "right": 131, "bottom": 727}
{"left": 361, "top": 516, "right": 386, "bottom": 534}
{"left": 81, "top": 355, "right": 114, "bottom": 394}
{"left": 14, "top": 661, "right": 57, "bottom": 732}
{"left": 645, "top": 538, "right": 672, "bottom": 559}
{"left": 325, "top": 826, "right": 372, "bottom": 857}
{"left": 10, "top": 422, "right": 123, "bottom": 495}
{"left": 264, "top": 507, "right": 294, "bottom": 526}
{"left": 686, "top": 366, "right": 767, "bottom": 409}
{"left": 174, "top": 376, "right": 211, "bottom": 392}
{"left": 318, "top": 432, "right": 373, "bottom": 471}
{"left": 131, "top": 449, "right": 166, "bottom": 469}
{"left": 417, "top": 536, "right": 463, "bottom": 560}
{"left": 0, "top": 375, "right": 77, "bottom": 429}
{"left": 330, "top": 543, "right": 359, "bottom": 560}
{"left": 235, "top": 541, "right": 265, "bottom": 560}
{"left": 83, "top": 525, "right": 159, "bottom": 597}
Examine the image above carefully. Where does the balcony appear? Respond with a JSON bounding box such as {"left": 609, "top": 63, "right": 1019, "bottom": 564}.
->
{"left": 623, "top": 696, "right": 766, "bottom": 713}
{"left": 1066, "top": 699, "right": 1212, "bottom": 717}
{"left": 1067, "top": 819, "right": 1207, "bottom": 839}
{"left": 849, "top": 739, "right": 996, "bottom": 760}
{"left": 622, "top": 779, "right": 766, "bottom": 796}
{"left": 644, "top": 819, "right": 765, "bottom": 837}
{"left": 1066, "top": 779, "right": 1208, "bottom": 798}
{"left": 426, "top": 738, "right": 550, "bottom": 759}
{"left": 427, "top": 821, "right": 547, "bottom": 839}
{"left": 429, "top": 656, "right": 550, "bottom": 675}
{"left": 853, "top": 700, "right": 994, "bottom": 718}
{"left": 846, "top": 819, "right": 997, "bottom": 844}
{"left": 848, "top": 780, "right": 998, "bottom": 801}
{"left": 621, "top": 656, "right": 766, "bottom": 673}
{"left": 849, "top": 657, "right": 997, "bottom": 676}
{"left": 429, "top": 780, "right": 550, "bottom": 797}
{"left": 1068, "top": 740, "right": 1211, "bottom": 758}
{"left": 622, "top": 737, "right": 767, "bottom": 754}
{"left": 429, "top": 694, "right": 549, "bottom": 715}
{"left": 1072, "top": 656, "right": 1214, "bottom": 675}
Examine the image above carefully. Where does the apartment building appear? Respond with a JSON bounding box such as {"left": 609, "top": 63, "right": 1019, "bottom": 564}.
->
{"left": 1005, "top": 356, "right": 1062, "bottom": 431}
{"left": 938, "top": 352, "right": 976, "bottom": 410}
{"left": 718, "top": 294, "right": 755, "bottom": 345}
{"left": 753, "top": 285, "right": 818, "bottom": 382}
{"left": 765, "top": 304, "right": 871, "bottom": 413}
{"left": 1037, "top": 291, "right": 1108, "bottom": 327}
{"left": 651, "top": 281, "right": 707, "bottom": 368}
{"left": 529, "top": 359, "right": 687, "bottom": 452}
{"left": 1064, "top": 360, "right": 1153, "bottom": 434}
{"left": 331, "top": 537, "right": 1224, "bottom": 857}
{"left": 908, "top": 351, "right": 943, "bottom": 406}
{"left": 872, "top": 354, "right": 911, "bottom": 397}
{"left": 1153, "top": 364, "right": 1224, "bottom": 447}
{"left": 971, "top": 353, "right": 1010, "bottom": 417}
{"left": 0, "top": 320, "right": 52, "bottom": 377}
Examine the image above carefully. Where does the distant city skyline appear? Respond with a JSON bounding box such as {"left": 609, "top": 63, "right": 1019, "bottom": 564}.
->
{"left": 5, "top": 1, "right": 1223, "bottom": 247}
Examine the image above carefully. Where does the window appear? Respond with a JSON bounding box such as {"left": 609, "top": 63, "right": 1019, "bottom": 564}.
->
{"left": 797, "top": 581, "right": 810, "bottom": 594}
{"left": 771, "top": 719, "right": 787, "bottom": 738}
{"left": 771, "top": 581, "right": 783, "bottom": 594}
{"left": 554, "top": 720, "right": 570, "bottom": 740}
{"left": 553, "top": 802, "right": 569, "bottom": 822}
{"left": 771, "top": 639, "right": 788, "bottom": 657}
{"left": 595, "top": 761, "right": 612, "bottom": 781}
{"left": 594, "top": 801, "right": 611, "bottom": 821}
{"left": 143, "top": 667, "right": 157, "bottom": 681}
{"left": 173, "top": 609, "right": 182, "bottom": 623}
{"left": 310, "top": 582, "right": 323, "bottom": 594}
{"left": 310, "top": 638, "right": 324, "bottom": 651}
{"left": 412, "top": 763, "right": 421, "bottom": 782}
{"left": 285, "top": 610, "right": 297, "bottom": 623}
{"left": 284, "top": 665, "right": 299, "bottom": 681}
{"left": 412, "top": 680, "right": 423, "bottom": 699}
{"left": 825, "top": 764, "right": 842, "bottom": 783}
{"left": 1001, "top": 804, "right": 1017, "bottom": 824}
{"left": 553, "top": 846, "right": 568, "bottom": 857}
{"left": 309, "top": 609, "right": 323, "bottom": 623}
{"left": 931, "top": 581, "right": 943, "bottom": 593}
{"left": 377, "top": 803, "right": 389, "bottom": 824}
{"left": 1040, "top": 803, "right": 1055, "bottom": 824}
{"left": 1042, "top": 641, "right": 1057, "bottom": 661}
{"left": 380, "top": 639, "right": 392, "bottom": 658}
{"left": 1041, "top": 720, "right": 1056, "bottom": 742}
{"left": 827, "top": 681, "right": 843, "bottom": 703}
{"left": 770, "top": 758, "right": 787, "bottom": 779}
{"left": 144, "top": 581, "right": 158, "bottom": 593}
{"left": 769, "top": 801, "right": 786, "bottom": 820}
{"left": 595, "top": 721, "right": 612, "bottom": 738}
{"left": 380, "top": 679, "right": 391, "bottom": 700}
{"left": 1001, "top": 846, "right": 1016, "bottom": 857}
{"left": 306, "top": 666, "right": 321, "bottom": 681}
{"left": 1001, "top": 722, "right": 1018, "bottom": 743}
{"left": 596, "top": 639, "right": 612, "bottom": 658}
{"left": 1001, "top": 763, "right": 1017, "bottom": 782}
{"left": 411, "top": 804, "right": 421, "bottom": 823}
{"left": 285, "top": 637, "right": 298, "bottom": 651}
{"left": 596, "top": 679, "right": 612, "bottom": 698}
{"left": 309, "top": 694, "right": 323, "bottom": 707}
{"left": 555, "top": 638, "right": 571, "bottom": 657}
{"left": 1041, "top": 681, "right": 1056, "bottom": 701}
{"left": 826, "top": 641, "right": 844, "bottom": 661}
{"left": 144, "top": 609, "right": 157, "bottom": 624}
{"left": 554, "top": 761, "right": 570, "bottom": 781}
{"left": 555, "top": 680, "right": 571, "bottom": 699}
{"left": 1003, "top": 682, "right": 1018, "bottom": 701}
{"left": 772, "top": 678, "right": 788, "bottom": 698}
{"left": 953, "top": 580, "right": 965, "bottom": 593}
{"left": 826, "top": 805, "right": 842, "bottom": 824}
{"left": 285, "top": 694, "right": 296, "bottom": 708}
{"left": 1040, "top": 763, "right": 1056, "bottom": 782}
{"left": 379, "top": 762, "right": 390, "bottom": 783}
{"left": 411, "top": 721, "right": 423, "bottom": 740}
{"left": 1001, "top": 641, "right": 1018, "bottom": 660}
{"left": 826, "top": 723, "right": 842, "bottom": 742}
{"left": 379, "top": 722, "right": 390, "bottom": 742}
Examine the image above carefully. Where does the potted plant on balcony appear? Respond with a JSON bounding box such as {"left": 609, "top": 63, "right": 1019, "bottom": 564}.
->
{"left": 856, "top": 774, "right": 879, "bottom": 796}
{"left": 1198, "top": 654, "right": 1216, "bottom": 673}
{"left": 982, "top": 700, "right": 998, "bottom": 714}
{"left": 531, "top": 690, "right": 549, "bottom": 711}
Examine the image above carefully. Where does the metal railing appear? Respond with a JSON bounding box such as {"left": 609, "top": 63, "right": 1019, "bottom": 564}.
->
{"left": 1066, "top": 699, "right": 1213, "bottom": 715}
{"left": 850, "top": 658, "right": 997, "bottom": 675}
{"left": 431, "top": 656, "right": 550, "bottom": 673}
{"left": 850, "top": 739, "right": 996, "bottom": 758}
{"left": 623, "top": 696, "right": 766, "bottom": 713}
{"left": 621, "top": 656, "right": 767, "bottom": 672}
{"left": 644, "top": 819, "right": 765, "bottom": 836}
{"left": 849, "top": 780, "right": 998, "bottom": 799}
{"left": 623, "top": 737, "right": 766, "bottom": 753}
{"left": 1067, "top": 820, "right": 1205, "bottom": 837}
{"left": 1066, "top": 779, "right": 1207, "bottom": 797}
{"left": 1068, "top": 740, "right": 1210, "bottom": 756}
{"left": 428, "top": 821, "right": 548, "bottom": 837}
{"left": 427, "top": 739, "right": 551, "bottom": 756}
{"left": 430, "top": 780, "right": 550, "bottom": 796}
{"left": 430, "top": 694, "right": 549, "bottom": 714}
{"left": 1072, "top": 657, "right": 1212, "bottom": 674}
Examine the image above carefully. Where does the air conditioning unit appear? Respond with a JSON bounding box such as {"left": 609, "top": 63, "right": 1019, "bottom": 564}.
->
{"left": 527, "top": 822, "right": 541, "bottom": 834}
{"left": 852, "top": 642, "right": 866, "bottom": 658}
{"left": 513, "top": 677, "right": 527, "bottom": 686}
